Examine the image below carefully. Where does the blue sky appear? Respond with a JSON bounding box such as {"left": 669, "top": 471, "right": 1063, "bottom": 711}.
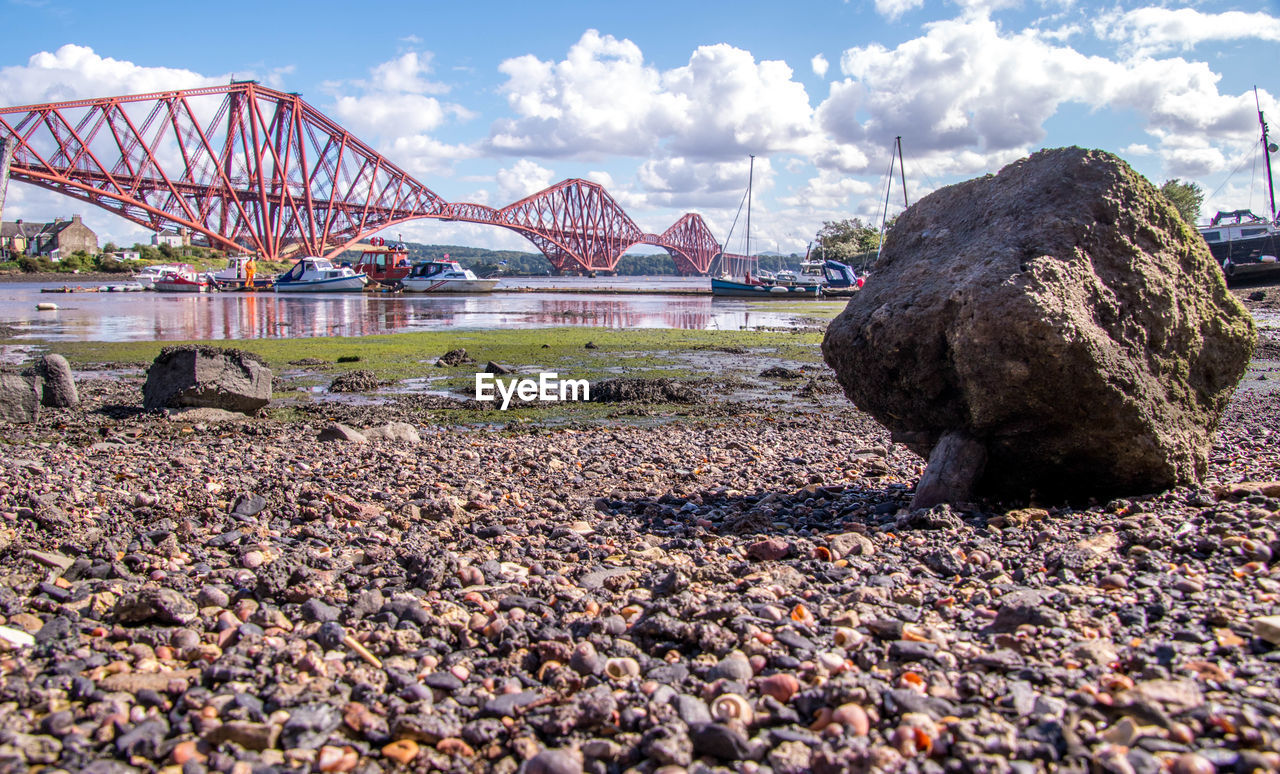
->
{"left": 2, "top": 0, "right": 1279, "bottom": 256}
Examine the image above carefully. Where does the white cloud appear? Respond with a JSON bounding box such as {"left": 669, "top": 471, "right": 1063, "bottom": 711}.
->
{"left": 1096, "top": 7, "right": 1280, "bottom": 57}
{"left": 384, "top": 135, "right": 478, "bottom": 178}
{"left": 812, "top": 144, "right": 872, "bottom": 174}
{"left": 816, "top": 15, "right": 1275, "bottom": 184}
{"left": 366, "top": 52, "right": 450, "bottom": 95}
{"left": 496, "top": 159, "right": 555, "bottom": 201}
{"left": 1161, "top": 145, "right": 1226, "bottom": 179}
{"left": 487, "top": 30, "right": 816, "bottom": 162}
{"left": 951, "top": 0, "right": 1022, "bottom": 17}
{"left": 660, "top": 45, "right": 816, "bottom": 159}
{"left": 0, "top": 44, "right": 221, "bottom": 105}
{"left": 333, "top": 93, "right": 448, "bottom": 136}
{"left": 1122, "top": 143, "right": 1153, "bottom": 156}
{"left": 781, "top": 170, "right": 875, "bottom": 209}
{"left": 325, "top": 52, "right": 477, "bottom": 179}
{"left": 637, "top": 156, "right": 762, "bottom": 199}
{"left": 0, "top": 45, "right": 226, "bottom": 246}
{"left": 811, "top": 54, "right": 829, "bottom": 78}
{"left": 874, "top": 0, "right": 923, "bottom": 21}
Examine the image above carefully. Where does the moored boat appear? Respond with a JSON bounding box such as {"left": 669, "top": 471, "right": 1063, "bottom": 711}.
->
{"left": 711, "top": 156, "right": 823, "bottom": 299}
{"left": 711, "top": 274, "right": 821, "bottom": 297}
{"left": 350, "top": 237, "right": 412, "bottom": 287}
{"left": 207, "top": 255, "right": 274, "bottom": 290}
{"left": 153, "top": 265, "right": 210, "bottom": 293}
{"left": 273, "top": 256, "right": 368, "bottom": 292}
{"left": 1198, "top": 88, "right": 1280, "bottom": 283}
{"left": 400, "top": 259, "right": 498, "bottom": 293}
{"left": 132, "top": 263, "right": 190, "bottom": 289}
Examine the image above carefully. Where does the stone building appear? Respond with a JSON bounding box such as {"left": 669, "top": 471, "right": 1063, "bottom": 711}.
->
{"left": 0, "top": 215, "right": 99, "bottom": 260}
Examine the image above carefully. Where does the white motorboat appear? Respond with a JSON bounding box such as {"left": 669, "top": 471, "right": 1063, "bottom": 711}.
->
{"left": 132, "top": 264, "right": 190, "bottom": 289}
{"left": 273, "top": 256, "right": 369, "bottom": 292}
{"left": 400, "top": 259, "right": 498, "bottom": 293}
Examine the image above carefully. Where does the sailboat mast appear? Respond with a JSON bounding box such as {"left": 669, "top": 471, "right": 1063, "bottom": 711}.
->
{"left": 876, "top": 142, "right": 898, "bottom": 264}
{"left": 1257, "top": 88, "right": 1277, "bottom": 222}
{"left": 746, "top": 155, "right": 755, "bottom": 270}
{"left": 896, "top": 135, "right": 908, "bottom": 208}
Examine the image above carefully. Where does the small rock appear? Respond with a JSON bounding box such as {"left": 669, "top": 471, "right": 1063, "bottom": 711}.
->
{"left": 113, "top": 586, "right": 198, "bottom": 625}
{"left": 382, "top": 738, "right": 419, "bottom": 764}
{"left": 747, "top": 537, "right": 790, "bottom": 561}
{"left": 526, "top": 748, "right": 584, "bottom": 774}
{"left": 0, "top": 625, "right": 36, "bottom": 649}
{"left": 318, "top": 423, "right": 368, "bottom": 443}
{"left": 1253, "top": 615, "right": 1280, "bottom": 646}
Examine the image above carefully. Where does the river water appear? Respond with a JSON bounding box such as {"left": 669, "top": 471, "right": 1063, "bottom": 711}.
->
{"left": 1, "top": 276, "right": 842, "bottom": 342}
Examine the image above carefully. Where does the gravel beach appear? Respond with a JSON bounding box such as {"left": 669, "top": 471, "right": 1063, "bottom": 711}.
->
{"left": 0, "top": 288, "right": 1278, "bottom": 774}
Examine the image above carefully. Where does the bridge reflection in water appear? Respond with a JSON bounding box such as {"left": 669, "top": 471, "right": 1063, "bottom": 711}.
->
{"left": 7, "top": 285, "right": 827, "bottom": 343}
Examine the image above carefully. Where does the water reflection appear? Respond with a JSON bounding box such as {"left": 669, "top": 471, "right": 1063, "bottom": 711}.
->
{"left": 1, "top": 281, "right": 832, "bottom": 342}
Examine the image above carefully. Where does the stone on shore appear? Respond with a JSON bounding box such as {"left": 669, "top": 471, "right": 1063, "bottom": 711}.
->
{"left": 0, "top": 372, "right": 40, "bottom": 423}
{"left": 363, "top": 422, "right": 420, "bottom": 443}
{"left": 823, "top": 146, "right": 1255, "bottom": 505}
{"left": 1254, "top": 615, "right": 1280, "bottom": 646}
{"left": 318, "top": 423, "right": 367, "bottom": 443}
{"left": 142, "top": 345, "right": 272, "bottom": 414}
{"left": 112, "top": 586, "right": 198, "bottom": 625}
{"left": 34, "top": 354, "right": 78, "bottom": 408}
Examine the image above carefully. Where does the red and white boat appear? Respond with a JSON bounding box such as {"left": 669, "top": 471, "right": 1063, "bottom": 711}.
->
{"left": 350, "top": 237, "right": 412, "bottom": 287}
{"left": 153, "top": 264, "right": 211, "bottom": 293}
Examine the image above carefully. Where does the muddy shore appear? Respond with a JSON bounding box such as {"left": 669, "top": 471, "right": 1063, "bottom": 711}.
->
{"left": 0, "top": 292, "right": 1278, "bottom": 773}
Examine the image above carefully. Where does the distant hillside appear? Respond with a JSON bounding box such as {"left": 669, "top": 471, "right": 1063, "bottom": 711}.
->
{"left": 335, "top": 242, "right": 804, "bottom": 276}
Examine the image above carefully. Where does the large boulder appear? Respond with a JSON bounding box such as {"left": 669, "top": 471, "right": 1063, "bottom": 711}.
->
{"left": 34, "top": 354, "right": 78, "bottom": 408}
{"left": 0, "top": 373, "right": 40, "bottom": 423}
{"left": 143, "top": 345, "right": 272, "bottom": 414}
{"left": 822, "top": 147, "right": 1255, "bottom": 505}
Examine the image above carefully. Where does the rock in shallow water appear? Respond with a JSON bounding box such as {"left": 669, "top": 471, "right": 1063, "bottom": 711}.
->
{"left": 822, "top": 147, "right": 1254, "bottom": 504}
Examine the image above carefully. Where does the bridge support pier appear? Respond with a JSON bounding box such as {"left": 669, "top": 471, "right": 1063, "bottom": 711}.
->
{"left": 0, "top": 137, "right": 13, "bottom": 226}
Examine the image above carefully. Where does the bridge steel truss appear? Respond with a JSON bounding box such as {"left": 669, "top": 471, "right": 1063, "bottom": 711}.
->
{"left": 0, "top": 83, "right": 723, "bottom": 274}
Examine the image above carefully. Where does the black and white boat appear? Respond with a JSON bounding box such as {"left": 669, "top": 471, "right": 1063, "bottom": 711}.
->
{"left": 1199, "top": 91, "right": 1279, "bottom": 283}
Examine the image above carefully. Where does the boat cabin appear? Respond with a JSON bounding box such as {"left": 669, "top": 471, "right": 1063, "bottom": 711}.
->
{"left": 280, "top": 257, "right": 345, "bottom": 281}
{"left": 351, "top": 238, "right": 411, "bottom": 284}
{"left": 408, "top": 259, "right": 473, "bottom": 280}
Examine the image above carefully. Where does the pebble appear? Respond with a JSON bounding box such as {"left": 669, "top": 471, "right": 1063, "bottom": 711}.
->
{"left": 0, "top": 346, "right": 1277, "bottom": 773}
{"left": 382, "top": 739, "right": 419, "bottom": 764}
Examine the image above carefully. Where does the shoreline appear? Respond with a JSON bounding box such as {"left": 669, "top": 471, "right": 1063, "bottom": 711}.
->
{"left": 0, "top": 304, "right": 1278, "bottom": 772}
{"left": 0, "top": 335, "right": 1276, "bottom": 773}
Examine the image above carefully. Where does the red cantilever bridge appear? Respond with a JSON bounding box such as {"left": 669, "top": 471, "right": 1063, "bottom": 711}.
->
{"left": 0, "top": 82, "right": 726, "bottom": 275}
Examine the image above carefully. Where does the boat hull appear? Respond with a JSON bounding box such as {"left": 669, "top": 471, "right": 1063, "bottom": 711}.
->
{"left": 211, "top": 277, "right": 275, "bottom": 291}
{"left": 274, "top": 276, "right": 368, "bottom": 292}
{"left": 711, "top": 277, "right": 822, "bottom": 298}
{"left": 153, "top": 278, "right": 209, "bottom": 293}
{"left": 400, "top": 278, "right": 499, "bottom": 293}
{"left": 1204, "top": 231, "right": 1280, "bottom": 282}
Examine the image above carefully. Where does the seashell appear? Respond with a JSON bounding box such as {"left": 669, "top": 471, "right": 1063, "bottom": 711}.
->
{"left": 710, "top": 693, "right": 754, "bottom": 725}
{"left": 808, "top": 706, "right": 834, "bottom": 732}
{"left": 831, "top": 703, "right": 870, "bottom": 735}
{"left": 603, "top": 657, "right": 640, "bottom": 682}
{"left": 537, "top": 660, "right": 562, "bottom": 681}
{"left": 891, "top": 724, "right": 918, "bottom": 756}
{"left": 758, "top": 673, "right": 799, "bottom": 703}
{"left": 817, "top": 651, "right": 846, "bottom": 673}
{"left": 834, "top": 627, "right": 865, "bottom": 649}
